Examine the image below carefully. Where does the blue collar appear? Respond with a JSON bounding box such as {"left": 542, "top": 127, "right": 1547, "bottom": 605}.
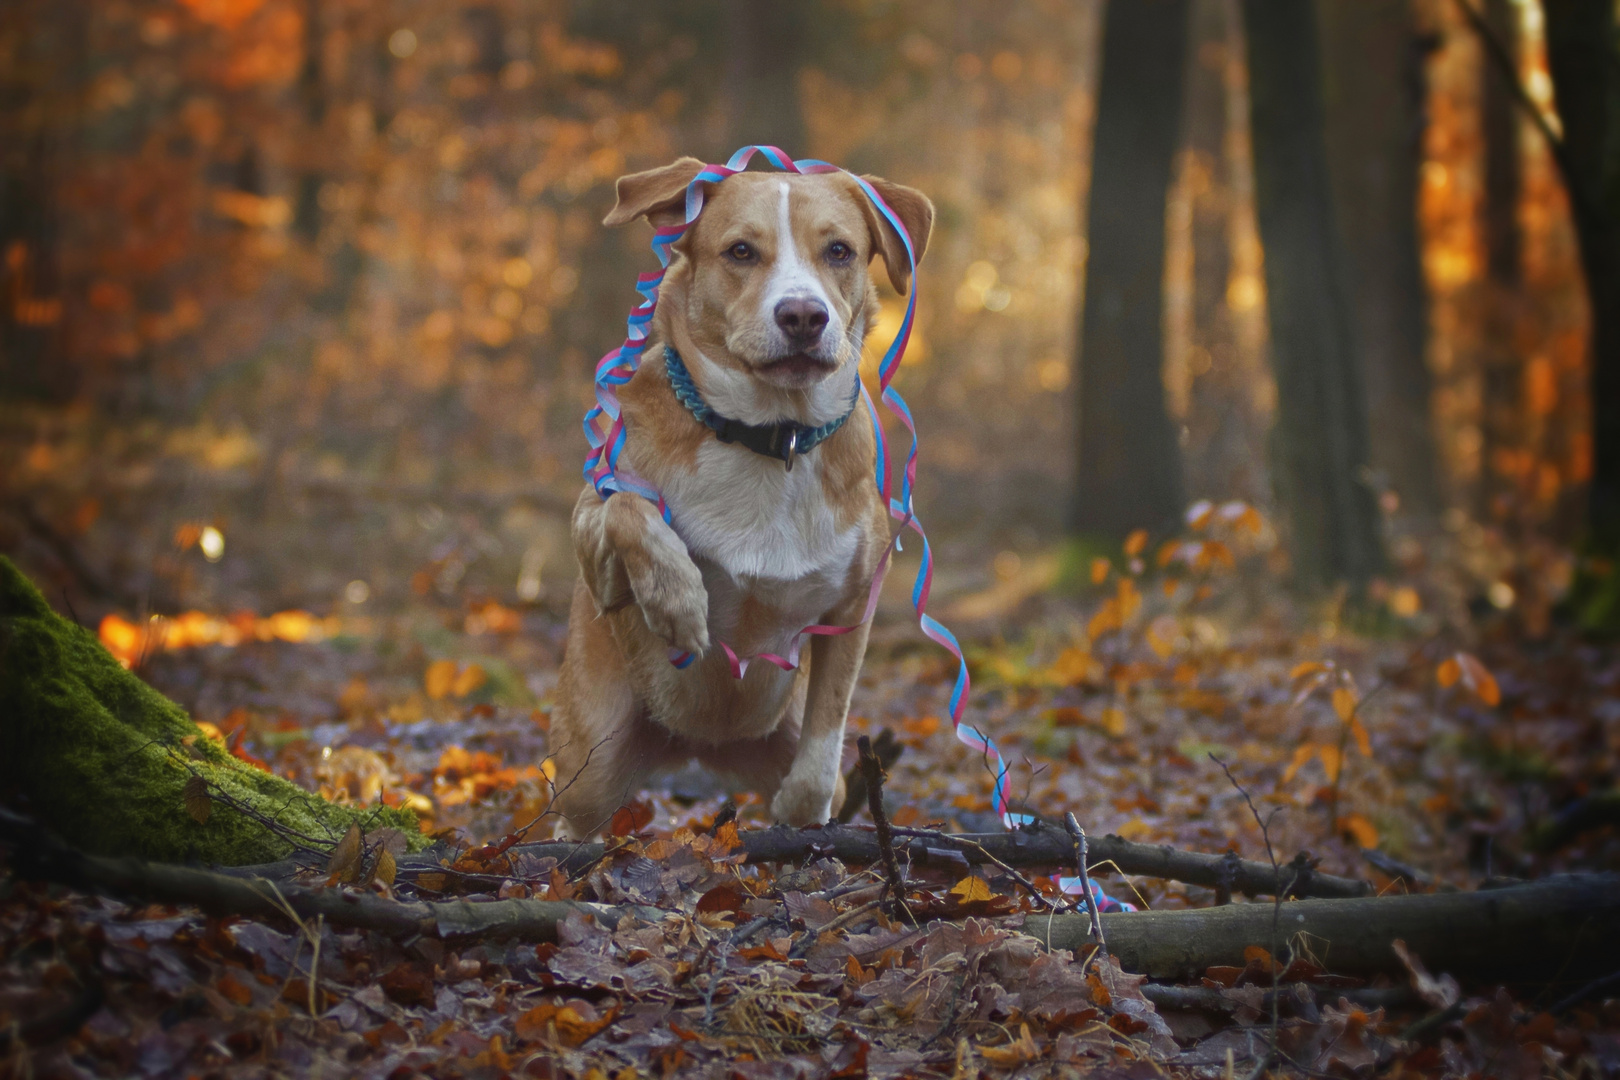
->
{"left": 663, "top": 347, "right": 858, "bottom": 471}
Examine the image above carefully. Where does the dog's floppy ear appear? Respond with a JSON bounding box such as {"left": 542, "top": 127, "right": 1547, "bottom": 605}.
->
{"left": 603, "top": 157, "right": 706, "bottom": 229}
{"left": 857, "top": 175, "right": 934, "bottom": 296}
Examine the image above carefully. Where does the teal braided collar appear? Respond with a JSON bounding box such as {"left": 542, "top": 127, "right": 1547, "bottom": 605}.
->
{"left": 663, "top": 346, "right": 858, "bottom": 471}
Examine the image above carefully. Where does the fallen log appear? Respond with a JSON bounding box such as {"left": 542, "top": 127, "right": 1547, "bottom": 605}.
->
{"left": 492, "top": 822, "right": 1371, "bottom": 900}
{"left": 0, "top": 808, "right": 662, "bottom": 942}
{"left": 1050, "top": 873, "right": 1620, "bottom": 982}
{"left": 7, "top": 809, "right": 1612, "bottom": 987}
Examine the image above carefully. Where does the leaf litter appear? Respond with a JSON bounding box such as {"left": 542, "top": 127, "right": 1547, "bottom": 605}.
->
{"left": 2, "top": 517, "right": 1619, "bottom": 1077}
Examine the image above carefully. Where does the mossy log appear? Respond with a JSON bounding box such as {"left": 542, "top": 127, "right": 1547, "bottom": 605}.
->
{"left": 0, "top": 557, "right": 421, "bottom": 865}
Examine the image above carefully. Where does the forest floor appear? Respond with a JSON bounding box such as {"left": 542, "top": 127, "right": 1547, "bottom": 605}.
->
{"left": 3, "top": 514, "right": 1620, "bottom": 1078}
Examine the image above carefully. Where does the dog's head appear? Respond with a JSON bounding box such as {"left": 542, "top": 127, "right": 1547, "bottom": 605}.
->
{"left": 604, "top": 158, "right": 933, "bottom": 394}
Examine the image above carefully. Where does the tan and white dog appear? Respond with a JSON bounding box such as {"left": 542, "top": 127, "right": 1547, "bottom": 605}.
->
{"left": 549, "top": 157, "right": 933, "bottom": 838}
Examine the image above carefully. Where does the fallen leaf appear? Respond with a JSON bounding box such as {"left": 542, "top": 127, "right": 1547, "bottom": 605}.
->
{"left": 326, "top": 823, "right": 362, "bottom": 884}
{"left": 451, "top": 662, "right": 486, "bottom": 698}
{"left": 1337, "top": 812, "right": 1379, "bottom": 849}
{"left": 949, "top": 875, "right": 992, "bottom": 903}
{"left": 608, "top": 800, "right": 653, "bottom": 837}
{"left": 424, "top": 659, "right": 458, "bottom": 700}
{"left": 216, "top": 972, "right": 253, "bottom": 1006}
{"left": 183, "top": 775, "right": 212, "bottom": 824}
{"left": 978, "top": 1022, "right": 1040, "bottom": 1066}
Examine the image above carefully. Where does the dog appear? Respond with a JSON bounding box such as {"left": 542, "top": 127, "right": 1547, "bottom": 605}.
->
{"left": 549, "top": 156, "right": 933, "bottom": 838}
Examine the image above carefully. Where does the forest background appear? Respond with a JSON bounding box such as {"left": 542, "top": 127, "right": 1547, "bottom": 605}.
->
{"left": 4, "top": 0, "right": 1620, "bottom": 1076}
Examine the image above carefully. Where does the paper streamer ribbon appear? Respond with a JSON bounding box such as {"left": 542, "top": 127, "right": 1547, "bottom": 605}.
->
{"left": 583, "top": 145, "right": 1031, "bottom": 829}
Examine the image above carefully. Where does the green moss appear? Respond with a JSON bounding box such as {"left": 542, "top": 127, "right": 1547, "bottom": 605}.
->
{"left": 0, "top": 556, "right": 422, "bottom": 865}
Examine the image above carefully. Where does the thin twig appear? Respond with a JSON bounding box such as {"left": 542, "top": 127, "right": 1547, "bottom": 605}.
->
{"left": 887, "top": 826, "right": 1065, "bottom": 912}
{"left": 1063, "top": 813, "right": 1106, "bottom": 970}
{"left": 858, "top": 735, "right": 913, "bottom": 925}
{"left": 1212, "top": 754, "right": 1292, "bottom": 1080}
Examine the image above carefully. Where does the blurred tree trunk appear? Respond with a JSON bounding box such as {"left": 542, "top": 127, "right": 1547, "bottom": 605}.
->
{"left": 1319, "top": 0, "right": 1442, "bottom": 522}
{"left": 1478, "top": 0, "right": 1523, "bottom": 523}
{"left": 1071, "top": 0, "right": 1190, "bottom": 539}
{"left": 0, "top": 0, "right": 79, "bottom": 403}
{"left": 1180, "top": 0, "right": 1268, "bottom": 507}
{"left": 1541, "top": 0, "right": 1620, "bottom": 629}
{"left": 724, "top": 1, "right": 807, "bottom": 157}
{"left": 1241, "top": 0, "right": 1385, "bottom": 589}
{"left": 291, "top": 0, "right": 326, "bottom": 243}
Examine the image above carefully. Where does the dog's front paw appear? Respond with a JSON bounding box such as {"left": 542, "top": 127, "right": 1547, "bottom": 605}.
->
{"left": 631, "top": 556, "right": 710, "bottom": 657}
{"left": 771, "top": 774, "right": 837, "bottom": 828}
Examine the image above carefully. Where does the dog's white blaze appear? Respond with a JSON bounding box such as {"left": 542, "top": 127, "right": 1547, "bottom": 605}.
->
{"left": 762, "top": 181, "right": 838, "bottom": 341}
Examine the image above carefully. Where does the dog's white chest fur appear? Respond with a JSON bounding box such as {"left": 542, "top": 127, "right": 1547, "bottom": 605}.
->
{"left": 660, "top": 441, "right": 858, "bottom": 583}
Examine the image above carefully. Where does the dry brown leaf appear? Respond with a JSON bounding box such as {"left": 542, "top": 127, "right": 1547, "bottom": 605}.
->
{"left": 326, "top": 823, "right": 362, "bottom": 883}
{"left": 182, "top": 774, "right": 212, "bottom": 825}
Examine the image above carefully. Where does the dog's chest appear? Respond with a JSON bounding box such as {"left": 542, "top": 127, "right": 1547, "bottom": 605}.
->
{"left": 660, "top": 441, "right": 859, "bottom": 584}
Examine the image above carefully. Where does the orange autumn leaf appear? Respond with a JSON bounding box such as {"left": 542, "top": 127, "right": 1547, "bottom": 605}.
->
{"left": 1318, "top": 744, "right": 1343, "bottom": 784}
{"left": 949, "top": 875, "right": 993, "bottom": 903}
{"left": 514, "top": 1003, "right": 617, "bottom": 1047}
{"left": 608, "top": 800, "right": 653, "bottom": 837}
{"left": 901, "top": 714, "right": 940, "bottom": 739}
{"left": 451, "top": 662, "right": 487, "bottom": 698}
{"left": 1123, "top": 528, "right": 1149, "bottom": 558}
{"left": 1090, "top": 556, "right": 1111, "bottom": 585}
{"left": 1281, "top": 743, "right": 1315, "bottom": 784}
{"left": 711, "top": 820, "right": 742, "bottom": 854}
{"left": 216, "top": 972, "right": 254, "bottom": 1006}
{"left": 424, "top": 659, "right": 458, "bottom": 700}
{"left": 1348, "top": 714, "right": 1372, "bottom": 757}
{"left": 890, "top": 804, "right": 922, "bottom": 826}
{"left": 978, "top": 1023, "right": 1040, "bottom": 1067}
{"left": 1436, "top": 656, "right": 1461, "bottom": 690}
{"left": 1087, "top": 598, "right": 1122, "bottom": 642}
{"left": 1456, "top": 652, "right": 1501, "bottom": 706}
{"left": 1289, "top": 661, "right": 1328, "bottom": 682}
{"left": 1100, "top": 706, "right": 1127, "bottom": 738}
{"left": 1145, "top": 615, "right": 1178, "bottom": 660}
{"left": 1338, "top": 813, "right": 1379, "bottom": 849}
{"left": 1332, "top": 684, "right": 1358, "bottom": 722}
{"left": 1116, "top": 575, "right": 1142, "bottom": 621}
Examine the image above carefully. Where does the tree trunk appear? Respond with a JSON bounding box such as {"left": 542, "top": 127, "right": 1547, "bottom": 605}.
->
{"left": 0, "top": 0, "right": 79, "bottom": 403}
{"left": 1541, "top": 0, "right": 1620, "bottom": 632}
{"left": 1241, "top": 0, "right": 1385, "bottom": 589}
{"left": 1478, "top": 0, "right": 1524, "bottom": 523}
{"left": 724, "top": 0, "right": 808, "bottom": 157}
{"left": 1319, "top": 0, "right": 1443, "bottom": 522}
{"left": 1071, "top": 0, "right": 1191, "bottom": 539}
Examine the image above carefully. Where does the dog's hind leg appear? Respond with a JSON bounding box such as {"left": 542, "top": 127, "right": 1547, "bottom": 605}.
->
{"left": 694, "top": 672, "right": 824, "bottom": 810}
{"left": 549, "top": 582, "right": 678, "bottom": 838}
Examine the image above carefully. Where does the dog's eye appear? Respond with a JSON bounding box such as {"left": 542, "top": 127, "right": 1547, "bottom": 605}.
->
{"left": 727, "top": 242, "right": 755, "bottom": 261}
{"left": 827, "top": 241, "right": 853, "bottom": 263}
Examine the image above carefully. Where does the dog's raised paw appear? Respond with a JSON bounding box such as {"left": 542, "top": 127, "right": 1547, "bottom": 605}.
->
{"left": 632, "top": 561, "right": 710, "bottom": 656}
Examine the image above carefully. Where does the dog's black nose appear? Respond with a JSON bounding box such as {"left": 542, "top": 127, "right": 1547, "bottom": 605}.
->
{"left": 774, "top": 297, "right": 828, "bottom": 344}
